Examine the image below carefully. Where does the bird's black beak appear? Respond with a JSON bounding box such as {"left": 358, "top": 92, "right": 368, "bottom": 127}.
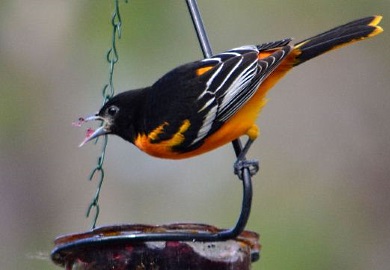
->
{"left": 78, "top": 115, "right": 109, "bottom": 147}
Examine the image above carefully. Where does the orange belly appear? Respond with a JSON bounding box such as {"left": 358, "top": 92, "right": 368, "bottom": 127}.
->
{"left": 135, "top": 54, "right": 295, "bottom": 159}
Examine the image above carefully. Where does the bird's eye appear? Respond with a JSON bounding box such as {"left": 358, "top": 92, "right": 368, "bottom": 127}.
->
{"left": 107, "top": 105, "right": 119, "bottom": 116}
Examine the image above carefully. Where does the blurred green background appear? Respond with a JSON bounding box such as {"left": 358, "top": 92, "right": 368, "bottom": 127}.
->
{"left": 0, "top": 0, "right": 389, "bottom": 269}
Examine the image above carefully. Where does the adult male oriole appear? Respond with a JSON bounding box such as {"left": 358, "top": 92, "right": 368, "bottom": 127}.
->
{"left": 79, "top": 16, "right": 383, "bottom": 160}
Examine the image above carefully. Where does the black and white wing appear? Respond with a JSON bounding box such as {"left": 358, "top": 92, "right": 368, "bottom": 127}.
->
{"left": 146, "top": 42, "right": 292, "bottom": 151}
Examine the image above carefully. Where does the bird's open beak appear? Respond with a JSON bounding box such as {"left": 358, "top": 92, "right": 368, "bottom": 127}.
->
{"left": 78, "top": 115, "right": 109, "bottom": 147}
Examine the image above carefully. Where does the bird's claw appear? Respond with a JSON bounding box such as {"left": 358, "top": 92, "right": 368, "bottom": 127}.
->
{"left": 234, "top": 159, "right": 259, "bottom": 180}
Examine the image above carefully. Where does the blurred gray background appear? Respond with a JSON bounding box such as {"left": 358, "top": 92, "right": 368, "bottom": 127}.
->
{"left": 0, "top": 0, "right": 389, "bottom": 269}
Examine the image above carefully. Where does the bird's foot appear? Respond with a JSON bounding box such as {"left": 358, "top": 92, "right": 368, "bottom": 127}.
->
{"left": 234, "top": 159, "right": 259, "bottom": 180}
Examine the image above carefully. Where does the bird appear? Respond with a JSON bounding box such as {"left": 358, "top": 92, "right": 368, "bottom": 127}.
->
{"left": 79, "top": 16, "right": 383, "bottom": 163}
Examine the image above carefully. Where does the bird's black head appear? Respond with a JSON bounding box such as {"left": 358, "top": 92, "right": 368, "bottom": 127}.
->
{"left": 79, "top": 89, "right": 146, "bottom": 146}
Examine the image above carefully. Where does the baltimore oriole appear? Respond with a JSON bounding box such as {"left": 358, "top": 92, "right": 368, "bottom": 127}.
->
{"left": 79, "top": 16, "right": 383, "bottom": 160}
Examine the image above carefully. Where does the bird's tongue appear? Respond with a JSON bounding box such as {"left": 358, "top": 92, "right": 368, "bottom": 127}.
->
{"left": 72, "top": 117, "right": 94, "bottom": 139}
{"left": 85, "top": 128, "right": 96, "bottom": 139}
{"left": 78, "top": 126, "right": 107, "bottom": 147}
{"left": 72, "top": 115, "right": 104, "bottom": 147}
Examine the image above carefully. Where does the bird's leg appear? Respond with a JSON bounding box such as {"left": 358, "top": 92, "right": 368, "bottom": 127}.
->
{"left": 234, "top": 125, "right": 260, "bottom": 179}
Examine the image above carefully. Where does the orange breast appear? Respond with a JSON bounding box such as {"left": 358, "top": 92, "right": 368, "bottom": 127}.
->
{"left": 134, "top": 87, "right": 269, "bottom": 159}
{"left": 135, "top": 52, "right": 296, "bottom": 159}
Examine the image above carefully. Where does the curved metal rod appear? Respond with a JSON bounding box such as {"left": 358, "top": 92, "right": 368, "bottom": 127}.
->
{"left": 144, "top": 0, "right": 256, "bottom": 241}
{"left": 85, "top": 0, "right": 254, "bottom": 243}
{"left": 186, "top": 0, "right": 213, "bottom": 58}
{"left": 53, "top": 174, "right": 252, "bottom": 248}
